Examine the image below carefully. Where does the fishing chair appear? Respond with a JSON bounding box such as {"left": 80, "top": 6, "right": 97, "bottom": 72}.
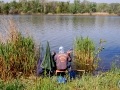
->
{"left": 55, "top": 70, "right": 68, "bottom": 75}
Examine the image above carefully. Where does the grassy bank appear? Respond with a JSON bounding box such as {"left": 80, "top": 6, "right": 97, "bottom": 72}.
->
{"left": 0, "top": 68, "right": 120, "bottom": 90}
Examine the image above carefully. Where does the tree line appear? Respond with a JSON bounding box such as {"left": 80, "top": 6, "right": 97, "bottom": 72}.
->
{"left": 0, "top": 0, "right": 120, "bottom": 15}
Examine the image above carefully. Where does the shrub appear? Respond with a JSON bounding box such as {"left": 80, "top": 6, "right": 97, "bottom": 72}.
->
{"left": 73, "top": 37, "right": 105, "bottom": 73}
{"left": 0, "top": 19, "right": 40, "bottom": 80}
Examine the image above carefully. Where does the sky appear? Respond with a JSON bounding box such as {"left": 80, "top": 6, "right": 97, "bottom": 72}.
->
{"left": 1, "top": 0, "right": 120, "bottom": 3}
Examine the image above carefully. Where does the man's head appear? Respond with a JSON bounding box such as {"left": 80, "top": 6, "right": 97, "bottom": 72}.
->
{"left": 59, "top": 46, "right": 64, "bottom": 53}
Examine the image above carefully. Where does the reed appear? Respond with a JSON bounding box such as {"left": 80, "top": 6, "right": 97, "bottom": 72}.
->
{"left": 0, "top": 19, "right": 40, "bottom": 80}
{"left": 73, "top": 37, "right": 105, "bottom": 73}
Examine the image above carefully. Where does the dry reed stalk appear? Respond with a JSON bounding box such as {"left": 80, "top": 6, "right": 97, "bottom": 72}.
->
{"left": 0, "top": 18, "right": 40, "bottom": 80}
{"left": 8, "top": 19, "right": 19, "bottom": 42}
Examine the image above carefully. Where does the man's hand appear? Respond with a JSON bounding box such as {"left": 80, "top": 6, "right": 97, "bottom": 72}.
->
{"left": 67, "top": 50, "right": 72, "bottom": 55}
{"left": 52, "top": 51, "right": 56, "bottom": 56}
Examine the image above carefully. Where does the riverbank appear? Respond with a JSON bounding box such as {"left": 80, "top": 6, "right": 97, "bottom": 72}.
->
{"left": 0, "top": 68, "right": 120, "bottom": 90}
{"left": 47, "top": 12, "right": 117, "bottom": 16}
{"left": 12, "top": 12, "right": 118, "bottom": 16}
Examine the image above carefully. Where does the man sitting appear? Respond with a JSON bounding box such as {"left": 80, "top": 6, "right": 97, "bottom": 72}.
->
{"left": 54, "top": 46, "right": 72, "bottom": 75}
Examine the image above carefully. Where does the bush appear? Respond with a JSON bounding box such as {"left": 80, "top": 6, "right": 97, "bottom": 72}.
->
{"left": 73, "top": 37, "right": 95, "bottom": 72}
{"left": 73, "top": 37, "right": 106, "bottom": 73}
{"left": 0, "top": 19, "right": 40, "bottom": 80}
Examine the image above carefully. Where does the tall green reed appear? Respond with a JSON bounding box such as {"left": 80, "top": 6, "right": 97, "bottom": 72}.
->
{"left": 73, "top": 37, "right": 106, "bottom": 73}
{"left": 0, "top": 19, "right": 40, "bottom": 80}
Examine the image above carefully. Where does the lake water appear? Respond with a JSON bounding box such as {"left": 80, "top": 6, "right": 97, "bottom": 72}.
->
{"left": 0, "top": 15, "right": 120, "bottom": 71}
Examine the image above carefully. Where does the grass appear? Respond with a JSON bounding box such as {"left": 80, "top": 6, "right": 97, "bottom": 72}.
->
{"left": 0, "top": 67, "right": 119, "bottom": 90}
{"left": 1, "top": 60, "right": 119, "bottom": 90}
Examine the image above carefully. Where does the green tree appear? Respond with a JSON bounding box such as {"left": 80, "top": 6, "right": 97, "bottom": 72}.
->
{"left": 59, "top": 2, "right": 65, "bottom": 13}
{"left": 88, "top": 2, "right": 97, "bottom": 12}
{"left": 109, "top": 3, "right": 120, "bottom": 14}
{"left": 81, "top": 0, "right": 89, "bottom": 13}
{"left": 0, "top": 1, "right": 4, "bottom": 14}
{"left": 97, "top": 3, "right": 109, "bottom": 12}
{"left": 3, "top": 3, "right": 10, "bottom": 14}
{"left": 73, "top": 0, "right": 80, "bottom": 14}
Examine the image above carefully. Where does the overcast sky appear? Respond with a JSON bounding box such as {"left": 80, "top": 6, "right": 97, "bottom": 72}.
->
{"left": 1, "top": 0, "right": 120, "bottom": 3}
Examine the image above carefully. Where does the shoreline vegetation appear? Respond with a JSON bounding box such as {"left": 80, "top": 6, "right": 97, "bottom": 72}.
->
{"left": 0, "top": 0, "right": 120, "bottom": 16}
{"left": 0, "top": 19, "right": 40, "bottom": 80}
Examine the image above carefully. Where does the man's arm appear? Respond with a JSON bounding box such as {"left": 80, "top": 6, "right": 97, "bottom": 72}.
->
{"left": 54, "top": 54, "right": 57, "bottom": 61}
{"left": 67, "top": 50, "right": 72, "bottom": 62}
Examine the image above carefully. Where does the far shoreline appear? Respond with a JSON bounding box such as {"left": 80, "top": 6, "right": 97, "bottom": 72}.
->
{"left": 1, "top": 12, "right": 119, "bottom": 16}
{"left": 46, "top": 12, "right": 118, "bottom": 16}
